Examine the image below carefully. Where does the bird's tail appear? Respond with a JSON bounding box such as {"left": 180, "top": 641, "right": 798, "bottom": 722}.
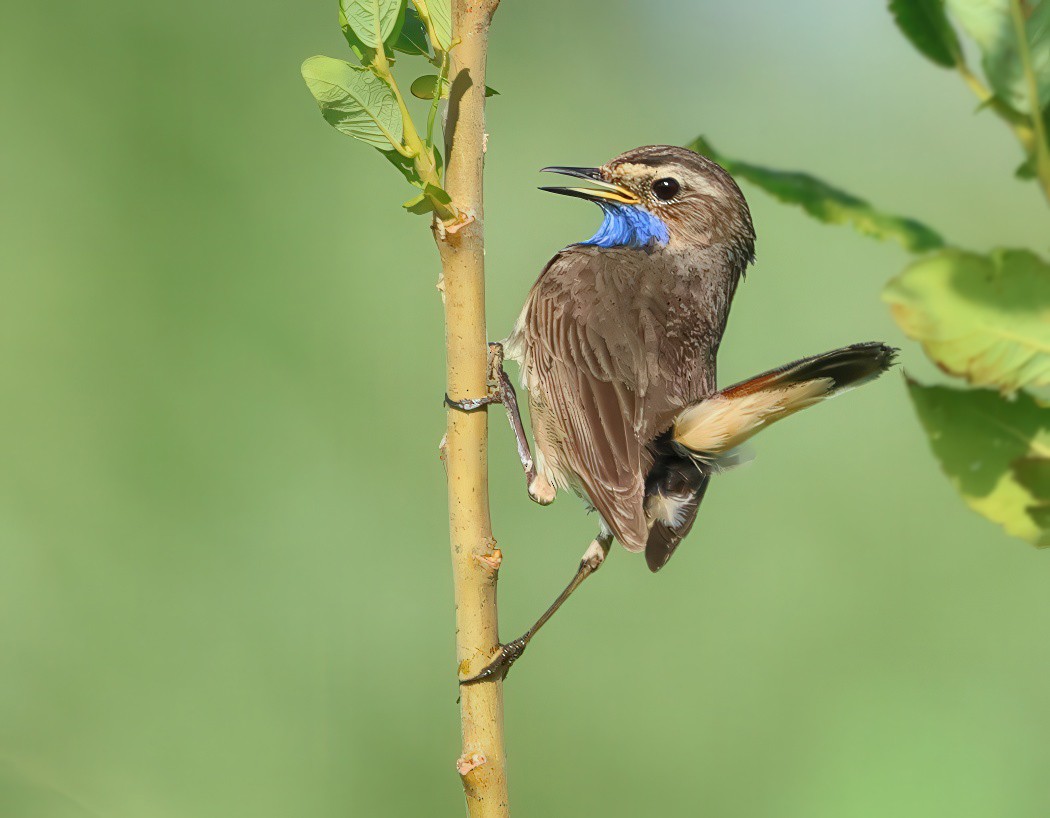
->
{"left": 672, "top": 342, "right": 897, "bottom": 461}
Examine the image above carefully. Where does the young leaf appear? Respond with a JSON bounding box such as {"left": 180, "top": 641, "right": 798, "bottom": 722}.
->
{"left": 411, "top": 74, "right": 446, "bottom": 99}
{"left": 947, "top": 0, "right": 1050, "bottom": 115}
{"left": 423, "top": 0, "right": 453, "bottom": 51}
{"left": 1016, "top": 154, "right": 1038, "bottom": 178}
{"left": 340, "top": 0, "right": 405, "bottom": 49}
{"left": 907, "top": 380, "right": 1050, "bottom": 547}
{"left": 403, "top": 192, "right": 430, "bottom": 213}
{"left": 393, "top": 6, "right": 430, "bottom": 55}
{"left": 301, "top": 56, "right": 404, "bottom": 149}
{"left": 381, "top": 148, "right": 424, "bottom": 186}
{"left": 426, "top": 182, "right": 452, "bottom": 204}
{"left": 341, "top": 29, "right": 375, "bottom": 63}
{"left": 402, "top": 183, "right": 452, "bottom": 214}
{"left": 1016, "top": 103, "right": 1050, "bottom": 180}
{"left": 889, "top": 0, "right": 961, "bottom": 68}
{"left": 883, "top": 248, "right": 1050, "bottom": 394}
{"left": 688, "top": 136, "right": 944, "bottom": 253}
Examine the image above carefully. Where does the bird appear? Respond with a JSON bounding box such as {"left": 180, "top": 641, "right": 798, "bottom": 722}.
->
{"left": 447, "top": 144, "right": 896, "bottom": 684}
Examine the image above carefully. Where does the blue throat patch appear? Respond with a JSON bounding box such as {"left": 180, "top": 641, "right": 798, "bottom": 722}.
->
{"left": 580, "top": 204, "right": 670, "bottom": 249}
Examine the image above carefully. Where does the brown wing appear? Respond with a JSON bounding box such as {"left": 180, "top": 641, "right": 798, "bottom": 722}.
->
{"left": 522, "top": 246, "right": 707, "bottom": 551}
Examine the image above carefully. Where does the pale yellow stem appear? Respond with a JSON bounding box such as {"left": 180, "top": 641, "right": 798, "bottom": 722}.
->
{"left": 432, "top": 0, "right": 508, "bottom": 816}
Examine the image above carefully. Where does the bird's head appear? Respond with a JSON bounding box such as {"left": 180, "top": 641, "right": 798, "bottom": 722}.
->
{"left": 542, "top": 144, "right": 755, "bottom": 259}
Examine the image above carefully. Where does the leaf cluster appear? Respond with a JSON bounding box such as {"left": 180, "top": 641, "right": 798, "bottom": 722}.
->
{"left": 300, "top": 0, "right": 465, "bottom": 217}
{"left": 687, "top": 0, "right": 1050, "bottom": 547}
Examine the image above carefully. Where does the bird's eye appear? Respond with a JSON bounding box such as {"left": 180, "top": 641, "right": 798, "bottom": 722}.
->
{"left": 651, "top": 177, "right": 680, "bottom": 201}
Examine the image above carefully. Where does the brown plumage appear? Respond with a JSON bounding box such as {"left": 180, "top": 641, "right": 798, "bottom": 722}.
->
{"left": 455, "top": 144, "right": 895, "bottom": 684}
{"left": 504, "top": 145, "right": 894, "bottom": 571}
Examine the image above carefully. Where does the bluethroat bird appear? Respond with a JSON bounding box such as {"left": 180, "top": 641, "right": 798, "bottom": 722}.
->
{"left": 448, "top": 145, "right": 896, "bottom": 684}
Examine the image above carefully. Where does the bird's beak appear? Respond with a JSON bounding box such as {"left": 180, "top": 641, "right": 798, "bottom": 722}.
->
{"left": 539, "top": 166, "right": 640, "bottom": 205}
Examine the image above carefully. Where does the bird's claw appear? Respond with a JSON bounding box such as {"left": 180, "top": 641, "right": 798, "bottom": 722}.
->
{"left": 459, "top": 635, "right": 529, "bottom": 685}
{"left": 445, "top": 392, "right": 499, "bottom": 412}
{"left": 445, "top": 344, "right": 507, "bottom": 412}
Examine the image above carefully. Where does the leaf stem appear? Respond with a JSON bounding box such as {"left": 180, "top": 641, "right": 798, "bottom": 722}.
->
{"left": 369, "top": 10, "right": 454, "bottom": 217}
{"left": 426, "top": 51, "right": 449, "bottom": 148}
{"left": 956, "top": 61, "right": 1037, "bottom": 152}
{"left": 1009, "top": 0, "right": 1050, "bottom": 203}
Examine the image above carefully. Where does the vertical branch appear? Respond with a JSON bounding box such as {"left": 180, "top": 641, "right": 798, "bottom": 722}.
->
{"left": 433, "top": 1, "right": 507, "bottom": 816}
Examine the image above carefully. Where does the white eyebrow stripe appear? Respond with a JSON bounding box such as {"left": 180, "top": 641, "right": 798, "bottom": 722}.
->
{"left": 611, "top": 162, "right": 725, "bottom": 199}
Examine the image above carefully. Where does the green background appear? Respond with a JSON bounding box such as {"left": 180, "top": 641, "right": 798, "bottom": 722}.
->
{"left": 3, "top": 1, "right": 1049, "bottom": 815}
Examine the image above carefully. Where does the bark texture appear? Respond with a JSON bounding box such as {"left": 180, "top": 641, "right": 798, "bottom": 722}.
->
{"left": 434, "top": 0, "right": 507, "bottom": 815}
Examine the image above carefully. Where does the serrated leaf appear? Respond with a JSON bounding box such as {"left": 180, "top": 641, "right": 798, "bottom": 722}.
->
{"left": 947, "top": 0, "right": 1050, "bottom": 115}
{"left": 889, "top": 0, "right": 961, "bottom": 67}
{"left": 340, "top": 0, "right": 404, "bottom": 48}
{"left": 687, "top": 136, "right": 944, "bottom": 253}
{"left": 423, "top": 0, "right": 452, "bottom": 51}
{"left": 410, "top": 74, "right": 446, "bottom": 99}
{"left": 301, "top": 56, "right": 403, "bottom": 149}
{"left": 392, "top": 6, "right": 430, "bottom": 55}
{"left": 907, "top": 380, "right": 1050, "bottom": 546}
{"left": 883, "top": 248, "right": 1050, "bottom": 394}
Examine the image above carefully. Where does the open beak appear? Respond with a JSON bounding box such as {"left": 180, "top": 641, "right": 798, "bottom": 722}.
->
{"left": 539, "top": 166, "right": 640, "bottom": 205}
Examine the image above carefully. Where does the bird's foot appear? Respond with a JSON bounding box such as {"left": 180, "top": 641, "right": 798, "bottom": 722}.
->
{"left": 527, "top": 473, "right": 556, "bottom": 506}
{"left": 444, "top": 344, "right": 508, "bottom": 413}
{"left": 459, "top": 635, "right": 529, "bottom": 685}
{"left": 444, "top": 392, "right": 499, "bottom": 412}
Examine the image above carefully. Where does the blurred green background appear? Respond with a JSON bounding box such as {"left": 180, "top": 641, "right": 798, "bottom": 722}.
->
{"left": 3, "top": 1, "right": 1050, "bottom": 816}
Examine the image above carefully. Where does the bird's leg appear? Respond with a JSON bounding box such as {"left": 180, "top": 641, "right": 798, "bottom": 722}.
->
{"left": 445, "top": 342, "right": 554, "bottom": 505}
{"left": 459, "top": 533, "right": 613, "bottom": 685}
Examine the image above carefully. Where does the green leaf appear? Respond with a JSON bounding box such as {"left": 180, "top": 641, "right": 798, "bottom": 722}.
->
{"left": 340, "top": 0, "right": 405, "bottom": 48}
{"left": 687, "top": 136, "right": 944, "bottom": 253}
{"left": 1014, "top": 456, "right": 1050, "bottom": 499}
{"left": 889, "top": 0, "right": 961, "bottom": 67}
{"left": 402, "top": 183, "right": 452, "bottom": 214}
{"left": 1016, "top": 103, "right": 1050, "bottom": 181}
{"left": 402, "top": 192, "right": 429, "bottom": 213}
{"left": 426, "top": 182, "right": 451, "bottom": 204}
{"left": 381, "top": 148, "right": 423, "bottom": 186}
{"left": 424, "top": 0, "right": 453, "bottom": 51}
{"left": 883, "top": 248, "right": 1050, "bottom": 394}
{"left": 1015, "top": 153, "right": 1038, "bottom": 178}
{"left": 338, "top": 7, "right": 375, "bottom": 62}
{"left": 907, "top": 380, "right": 1050, "bottom": 546}
{"left": 301, "top": 56, "right": 403, "bottom": 150}
{"left": 410, "top": 74, "right": 446, "bottom": 99}
{"left": 485, "top": 86, "right": 500, "bottom": 97}
{"left": 392, "top": 6, "right": 430, "bottom": 55}
{"left": 947, "top": 0, "right": 1050, "bottom": 115}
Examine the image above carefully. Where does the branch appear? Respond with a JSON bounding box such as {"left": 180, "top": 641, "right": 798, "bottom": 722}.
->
{"left": 432, "top": 0, "right": 508, "bottom": 816}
